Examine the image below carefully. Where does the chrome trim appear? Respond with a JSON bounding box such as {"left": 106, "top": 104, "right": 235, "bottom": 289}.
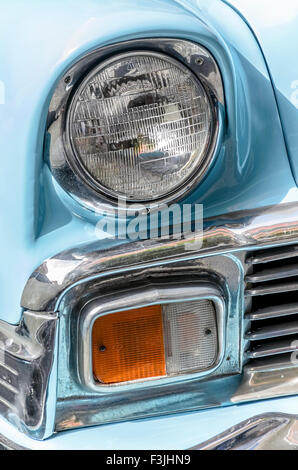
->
{"left": 232, "top": 355, "right": 298, "bottom": 403}
{"left": 55, "top": 254, "right": 241, "bottom": 431}
{"left": 21, "top": 201, "right": 298, "bottom": 313}
{"left": 246, "top": 337, "right": 298, "bottom": 359}
{"left": 194, "top": 413, "right": 298, "bottom": 450}
{"left": 46, "top": 38, "right": 224, "bottom": 215}
{"left": 78, "top": 283, "right": 225, "bottom": 392}
{"left": 245, "top": 279, "right": 298, "bottom": 296}
{"left": 246, "top": 264, "right": 298, "bottom": 283}
{"left": 244, "top": 244, "right": 298, "bottom": 358}
{"left": 245, "top": 303, "right": 298, "bottom": 321}
{"left": 0, "top": 311, "right": 58, "bottom": 439}
{"left": 245, "top": 322, "right": 298, "bottom": 341}
{"left": 247, "top": 245, "right": 298, "bottom": 264}
{"left": 0, "top": 433, "right": 27, "bottom": 450}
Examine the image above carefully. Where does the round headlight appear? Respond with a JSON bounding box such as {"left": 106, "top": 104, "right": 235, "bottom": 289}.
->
{"left": 66, "top": 51, "right": 214, "bottom": 202}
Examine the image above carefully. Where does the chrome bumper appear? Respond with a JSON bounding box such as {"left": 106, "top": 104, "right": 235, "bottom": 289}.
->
{"left": 0, "top": 433, "right": 27, "bottom": 450}
{"left": 194, "top": 413, "right": 298, "bottom": 450}
{"left": 1, "top": 201, "right": 298, "bottom": 440}
{"left": 1, "top": 411, "right": 298, "bottom": 450}
{"left": 0, "top": 311, "right": 58, "bottom": 440}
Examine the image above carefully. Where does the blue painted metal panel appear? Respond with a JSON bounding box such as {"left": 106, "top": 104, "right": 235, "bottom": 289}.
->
{"left": 225, "top": 0, "right": 298, "bottom": 185}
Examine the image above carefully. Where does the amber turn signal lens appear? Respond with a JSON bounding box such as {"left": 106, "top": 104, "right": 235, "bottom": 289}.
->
{"left": 92, "top": 305, "right": 166, "bottom": 384}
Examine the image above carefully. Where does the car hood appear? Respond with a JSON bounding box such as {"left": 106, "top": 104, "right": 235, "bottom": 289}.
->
{"left": 225, "top": 0, "right": 298, "bottom": 186}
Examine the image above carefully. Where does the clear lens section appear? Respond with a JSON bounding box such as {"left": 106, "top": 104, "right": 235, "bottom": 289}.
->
{"left": 163, "top": 299, "right": 218, "bottom": 374}
{"left": 69, "top": 53, "right": 212, "bottom": 200}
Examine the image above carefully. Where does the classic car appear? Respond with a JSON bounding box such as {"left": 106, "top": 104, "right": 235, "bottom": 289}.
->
{"left": 0, "top": 0, "right": 298, "bottom": 451}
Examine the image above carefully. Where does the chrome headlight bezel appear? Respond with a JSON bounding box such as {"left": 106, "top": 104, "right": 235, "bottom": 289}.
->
{"left": 47, "top": 38, "right": 224, "bottom": 215}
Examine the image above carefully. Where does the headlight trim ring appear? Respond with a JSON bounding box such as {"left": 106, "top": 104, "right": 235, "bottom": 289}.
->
{"left": 47, "top": 38, "right": 224, "bottom": 215}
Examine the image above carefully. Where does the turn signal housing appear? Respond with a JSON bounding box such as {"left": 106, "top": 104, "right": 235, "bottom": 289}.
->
{"left": 92, "top": 299, "right": 218, "bottom": 385}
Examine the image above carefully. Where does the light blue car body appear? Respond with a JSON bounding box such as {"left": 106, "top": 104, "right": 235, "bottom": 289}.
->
{"left": 0, "top": 0, "right": 298, "bottom": 449}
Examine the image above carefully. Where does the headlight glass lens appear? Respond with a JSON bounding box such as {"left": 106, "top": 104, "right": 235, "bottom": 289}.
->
{"left": 68, "top": 52, "right": 213, "bottom": 201}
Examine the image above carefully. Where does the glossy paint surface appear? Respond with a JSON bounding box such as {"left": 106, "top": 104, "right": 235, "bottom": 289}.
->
{"left": 0, "top": 0, "right": 297, "bottom": 324}
{"left": 226, "top": 0, "right": 298, "bottom": 185}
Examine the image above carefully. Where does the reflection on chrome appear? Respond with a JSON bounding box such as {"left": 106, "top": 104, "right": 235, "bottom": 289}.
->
{"left": 21, "top": 201, "right": 298, "bottom": 312}
{"left": 193, "top": 413, "right": 298, "bottom": 450}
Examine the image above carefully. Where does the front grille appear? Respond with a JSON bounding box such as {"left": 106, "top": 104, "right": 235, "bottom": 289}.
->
{"left": 245, "top": 245, "right": 298, "bottom": 361}
{"left": 0, "top": 343, "right": 19, "bottom": 416}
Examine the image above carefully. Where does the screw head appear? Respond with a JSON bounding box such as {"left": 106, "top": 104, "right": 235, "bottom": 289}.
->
{"left": 99, "top": 345, "right": 106, "bottom": 352}
{"left": 64, "top": 75, "right": 71, "bottom": 84}
{"left": 196, "top": 57, "right": 204, "bottom": 66}
{"left": 204, "top": 328, "right": 212, "bottom": 336}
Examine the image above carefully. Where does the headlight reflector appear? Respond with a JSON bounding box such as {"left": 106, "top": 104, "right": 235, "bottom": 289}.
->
{"left": 68, "top": 52, "right": 213, "bottom": 201}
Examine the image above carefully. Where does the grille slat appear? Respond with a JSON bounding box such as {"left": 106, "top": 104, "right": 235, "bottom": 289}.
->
{"left": 245, "top": 302, "right": 298, "bottom": 321}
{"left": 0, "top": 378, "right": 18, "bottom": 395}
{"left": 246, "top": 279, "right": 298, "bottom": 296}
{"left": 245, "top": 244, "right": 298, "bottom": 364}
{"left": 247, "top": 336, "right": 298, "bottom": 359}
{"left": 246, "top": 264, "right": 298, "bottom": 283}
{"left": 245, "top": 321, "right": 298, "bottom": 340}
{"left": 0, "top": 362, "right": 19, "bottom": 417}
{"left": 247, "top": 245, "right": 298, "bottom": 265}
{"left": 245, "top": 353, "right": 297, "bottom": 371}
{"left": 0, "top": 359, "right": 18, "bottom": 376}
